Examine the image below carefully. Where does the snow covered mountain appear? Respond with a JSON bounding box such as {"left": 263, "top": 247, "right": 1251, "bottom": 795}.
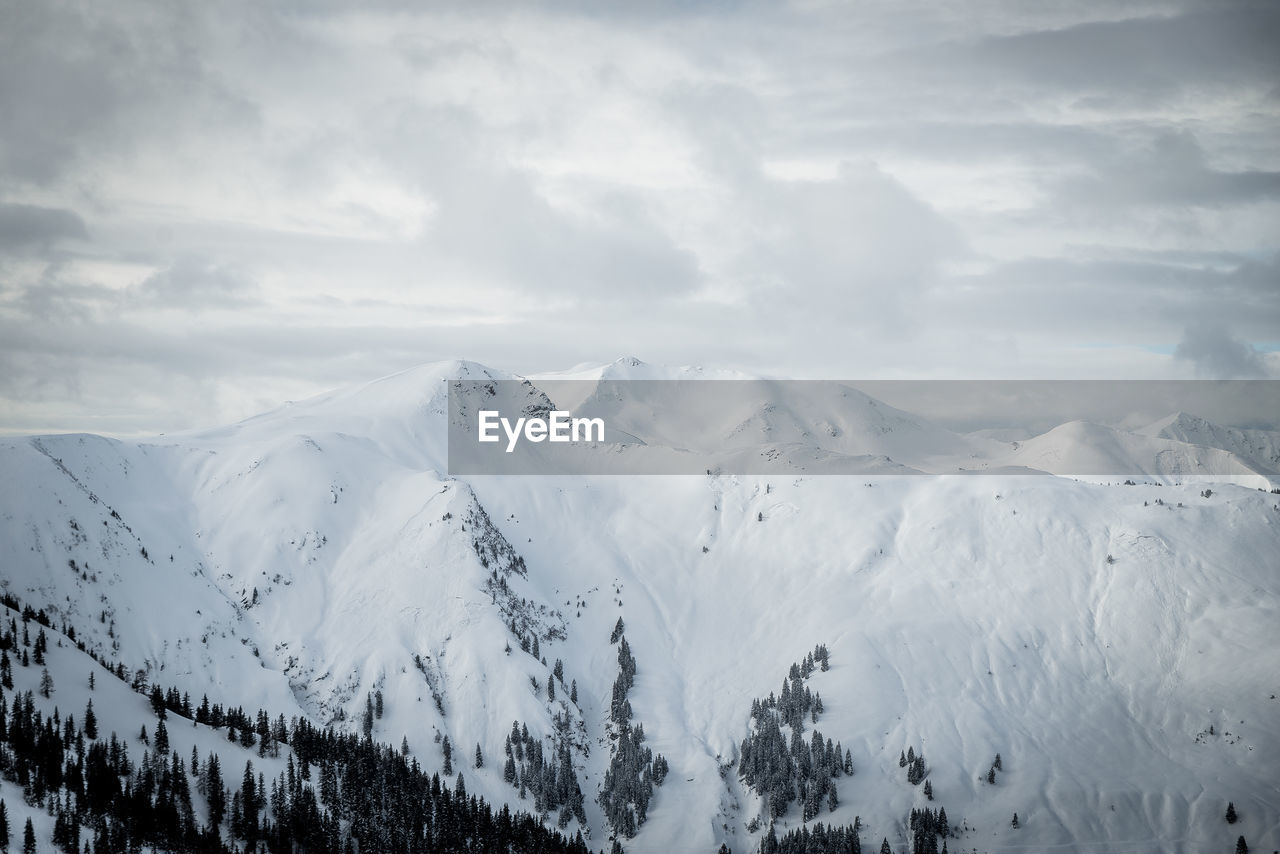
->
{"left": 1, "top": 359, "right": 1277, "bottom": 853}
{"left": 994, "top": 419, "right": 1276, "bottom": 481}
{"left": 1140, "top": 412, "right": 1280, "bottom": 477}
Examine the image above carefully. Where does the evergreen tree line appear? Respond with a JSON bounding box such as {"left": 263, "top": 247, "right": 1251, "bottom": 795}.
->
{"left": 501, "top": 717, "right": 588, "bottom": 829}
{"left": 598, "top": 624, "right": 666, "bottom": 839}
{"left": 609, "top": 634, "right": 637, "bottom": 727}
{"left": 758, "top": 818, "right": 863, "bottom": 854}
{"left": 2, "top": 591, "right": 288, "bottom": 762}
{"left": 0, "top": 594, "right": 589, "bottom": 853}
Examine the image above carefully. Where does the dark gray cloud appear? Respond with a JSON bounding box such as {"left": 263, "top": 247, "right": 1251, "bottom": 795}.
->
{"left": 1175, "top": 323, "right": 1268, "bottom": 378}
{"left": 0, "top": 2, "right": 122, "bottom": 185}
{"left": 914, "top": 3, "right": 1280, "bottom": 105}
{"left": 0, "top": 203, "right": 88, "bottom": 250}
{"left": 131, "top": 258, "right": 260, "bottom": 309}
{"left": 0, "top": 0, "right": 258, "bottom": 189}
{"left": 1055, "top": 131, "right": 1280, "bottom": 209}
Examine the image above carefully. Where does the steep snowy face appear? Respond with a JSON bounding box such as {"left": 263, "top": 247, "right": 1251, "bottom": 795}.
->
{"left": 1, "top": 360, "right": 1277, "bottom": 853}
{"left": 188, "top": 358, "right": 526, "bottom": 470}
{"left": 1140, "top": 412, "right": 1280, "bottom": 476}
{"left": 465, "top": 471, "right": 1280, "bottom": 852}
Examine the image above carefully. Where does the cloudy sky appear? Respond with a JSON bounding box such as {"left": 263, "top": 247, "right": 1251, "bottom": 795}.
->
{"left": 1, "top": 0, "right": 1277, "bottom": 435}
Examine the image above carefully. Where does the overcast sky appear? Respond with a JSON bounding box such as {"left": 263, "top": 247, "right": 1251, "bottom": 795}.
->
{"left": 1, "top": 0, "right": 1278, "bottom": 435}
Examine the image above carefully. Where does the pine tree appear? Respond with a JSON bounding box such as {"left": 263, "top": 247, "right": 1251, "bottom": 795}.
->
{"left": 22, "top": 818, "right": 35, "bottom": 854}
{"left": 443, "top": 736, "right": 453, "bottom": 775}
{"left": 880, "top": 839, "right": 892, "bottom": 854}
{"left": 1226, "top": 802, "right": 1238, "bottom": 823}
{"left": 83, "top": 699, "right": 97, "bottom": 739}
{"left": 0, "top": 800, "right": 8, "bottom": 851}
{"left": 548, "top": 674, "right": 556, "bottom": 702}
{"left": 611, "top": 617, "right": 625, "bottom": 644}
{"left": 242, "top": 760, "right": 257, "bottom": 820}
{"left": 1235, "top": 836, "right": 1247, "bottom": 854}
{"left": 155, "top": 718, "right": 169, "bottom": 754}
{"left": 475, "top": 743, "right": 484, "bottom": 768}
{"left": 923, "top": 779, "right": 933, "bottom": 800}
{"left": 1011, "top": 813, "right": 1019, "bottom": 828}
{"left": 571, "top": 680, "right": 578, "bottom": 705}
{"left": 987, "top": 767, "right": 996, "bottom": 784}
{"left": 38, "top": 667, "right": 53, "bottom": 698}
{"left": 206, "top": 753, "right": 226, "bottom": 828}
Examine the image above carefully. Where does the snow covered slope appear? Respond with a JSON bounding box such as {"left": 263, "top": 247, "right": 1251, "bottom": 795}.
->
{"left": 1, "top": 360, "right": 1277, "bottom": 853}
{"left": 992, "top": 419, "right": 1274, "bottom": 482}
{"left": 1141, "top": 412, "right": 1280, "bottom": 477}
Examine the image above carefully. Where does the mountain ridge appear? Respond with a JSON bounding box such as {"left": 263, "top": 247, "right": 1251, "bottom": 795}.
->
{"left": 1, "top": 359, "right": 1277, "bottom": 852}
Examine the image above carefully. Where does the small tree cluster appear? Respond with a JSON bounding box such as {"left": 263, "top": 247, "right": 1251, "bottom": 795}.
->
{"left": 739, "top": 646, "right": 848, "bottom": 822}
{"left": 610, "top": 638, "right": 638, "bottom": 725}
{"left": 905, "top": 747, "right": 926, "bottom": 786}
{"left": 599, "top": 722, "right": 656, "bottom": 837}
{"left": 503, "top": 719, "right": 588, "bottom": 828}
{"left": 984, "top": 753, "right": 1002, "bottom": 784}
{"left": 909, "top": 805, "right": 950, "bottom": 852}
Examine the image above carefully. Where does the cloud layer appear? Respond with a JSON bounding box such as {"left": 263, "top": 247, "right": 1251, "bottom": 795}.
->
{"left": 1, "top": 0, "right": 1277, "bottom": 434}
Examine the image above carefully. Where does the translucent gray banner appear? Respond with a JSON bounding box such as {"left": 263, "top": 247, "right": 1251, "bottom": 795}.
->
{"left": 447, "top": 379, "right": 1280, "bottom": 478}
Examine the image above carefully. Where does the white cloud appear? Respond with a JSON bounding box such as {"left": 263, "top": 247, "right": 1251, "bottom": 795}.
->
{"left": 0, "top": 0, "right": 1277, "bottom": 433}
